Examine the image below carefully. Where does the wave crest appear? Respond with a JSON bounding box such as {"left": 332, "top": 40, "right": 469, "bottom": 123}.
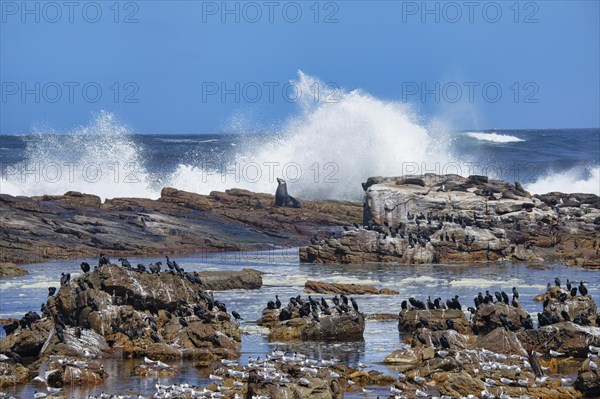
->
{"left": 464, "top": 132, "right": 524, "bottom": 143}
{"left": 526, "top": 166, "right": 600, "bottom": 195}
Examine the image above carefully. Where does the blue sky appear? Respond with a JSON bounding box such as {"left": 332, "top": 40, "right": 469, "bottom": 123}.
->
{"left": 1, "top": 0, "right": 599, "bottom": 134}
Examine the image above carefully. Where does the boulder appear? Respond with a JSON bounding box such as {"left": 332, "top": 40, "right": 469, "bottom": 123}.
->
{"left": 0, "top": 361, "right": 29, "bottom": 387}
{"left": 40, "top": 326, "right": 110, "bottom": 359}
{"left": 472, "top": 302, "right": 530, "bottom": 335}
{"left": 0, "top": 318, "right": 53, "bottom": 357}
{"left": 198, "top": 268, "right": 263, "bottom": 290}
{"left": 574, "top": 369, "right": 600, "bottom": 397}
{"left": 518, "top": 323, "right": 600, "bottom": 358}
{"left": 260, "top": 309, "right": 365, "bottom": 341}
{"left": 543, "top": 295, "right": 597, "bottom": 322}
{"left": 0, "top": 262, "right": 28, "bottom": 278}
{"left": 398, "top": 308, "right": 471, "bottom": 334}
{"left": 474, "top": 327, "right": 527, "bottom": 356}
{"left": 304, "top": 280, "right": 398, "bottom": 295}
{"left": 46, "top": 358, "right": 108, "bottom": 387}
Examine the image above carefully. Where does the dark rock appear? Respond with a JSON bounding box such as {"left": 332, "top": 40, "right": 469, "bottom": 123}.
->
{"left": 574, "top": 370, "right": 600, "bottom": 397}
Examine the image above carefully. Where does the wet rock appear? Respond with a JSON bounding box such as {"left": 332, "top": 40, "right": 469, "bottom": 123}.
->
{"left": 304, "top": 280, "right": 398, "bottom": 295}
{"left": 0, "top": 361, "right": 29, "bottom": 387}
{"left": 46, "top": 358, "right": 108, "bottom": 387}
{"left": 574, "top": 369, "right": 600, "bottom": 397}
{"left": 398, "top": 308, "right": 471, "bottom": 334}
{"left": 0, "top": 262, "right": 28, "bottom": 278}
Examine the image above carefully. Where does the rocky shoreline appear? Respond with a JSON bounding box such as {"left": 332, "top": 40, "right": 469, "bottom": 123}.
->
{"left": 1, "top": 175, "right": 599, "bottom": 398}
{"left": 0, "top": 187, "right": 361, "bottom": 265}
{"left": 300, "top": 174, "right": 600, "bottom": 267}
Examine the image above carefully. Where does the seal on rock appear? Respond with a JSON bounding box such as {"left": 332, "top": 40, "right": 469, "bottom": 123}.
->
{"left": 275, "top": 178, "right": 301, "bottom": 208}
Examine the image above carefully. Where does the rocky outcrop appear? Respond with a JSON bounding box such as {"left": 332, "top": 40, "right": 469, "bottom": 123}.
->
{"left": 0, "top": 262, "right": 247, "bottom": 388}
{"left": 259, "top": 308, "right": 365, "bottom": 341}
{"left": 518, "top": 322, "right": 600, "bottom": 358}
{"left": 300, "top": 174, "right": 600, "bottom": 266}
{"left": 0, "top": 318, "right": 54, "bottom": 357}
{"left": 0, "top": 188, "right": 361, "bottom": 264}
{"left": 398, "top": 308, "right": 471, "bottom": 334}
{"left": 44, "top": 265, "right": 242, "bottom": 360}
{"left": 304, "top": 280, "right": 398, "bottom": 295}
{"left": 257, "top": 295, "right": 366, "bottom": 341}
{"left": 199, "top": 269, "right": 263, "bottom": 290}
{"left": 542, "top": 292, "right": 597, "bottom": 321}
{"left": 0, "top": 262, "right": 28, "bottom": 278}
{"left": 472, "top": 301, "right": 530, "bottom": 335}
{"left": 383, "top": 289, "right": 600, "bottom": 398}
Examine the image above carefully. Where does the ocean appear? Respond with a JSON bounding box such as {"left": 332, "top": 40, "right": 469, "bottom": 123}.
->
{"left": 1, "top": 111, "right": 598, "bottom": 202}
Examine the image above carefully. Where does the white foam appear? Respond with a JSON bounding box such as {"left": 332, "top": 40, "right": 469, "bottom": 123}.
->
{"left": 1, "top": 111, "right": 161, "bottom": 201}
{"left": 168, "top": 71, "right": 456, "bottom": 200}
{"left": 526, "top": 166, "right": 600, "bottom": 195}
{"left": 464, "top": 132, "right": 524, "bottom": 143}
{"left": 449, "top": 277, "right": 521, "bottom": 288}
{"left": 20, "top": 281, "right": 57, "bottom": 289}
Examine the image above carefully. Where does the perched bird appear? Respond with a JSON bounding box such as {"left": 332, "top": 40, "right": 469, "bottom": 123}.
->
{"left": 231, "top": 311, "right": 243, "bottom": 320}
{"left": 549, "top": 349, "right": 566, "bottom": 357}
{"left": 98, "top": 254, "right": 110, "bottom": 267}
{"left": 60, "top": 273, "right": 70, "bottom": 286}
{"left": 80, "top": 262, "right": 90, "bottom": 273}
{"left": 440, "top": 335, "right": 450, "bottom": 349}
{"left": 579, "top": 281, "right": 588, "bottom": 296}
{"left": 351, "top": 298, "right": 359, "bottom": 312}
{"left": 415, "top": 332, "right": 427, "bottom": 346}
{"left": 512, "top": 287, "right": 519, "bottom": 299}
